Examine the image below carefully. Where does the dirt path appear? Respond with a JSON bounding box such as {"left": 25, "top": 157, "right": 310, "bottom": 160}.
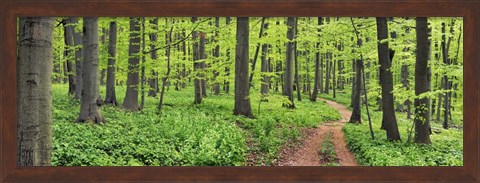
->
{"left": 276, "top": 98, "right": 359, "bottom": 166}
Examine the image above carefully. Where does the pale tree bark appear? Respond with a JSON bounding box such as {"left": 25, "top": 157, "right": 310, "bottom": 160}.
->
{"left": 77, "top": 17, "right": 103, "bottom": 123}
{"left": 414, "top": 17, "right": 432, "bottom": 144}
{"left": 284, "top": 17, "right": 296, "bottom": 108}
{"left": 376, "top": 17, "right": 400, "bottom": 141}
{"left": 123, "top": 17, "right": 141, "bottom": 111}
{"left": 260, "top": 41, "right": 270, "bottom": 94}
{"left": 104, "top": 21, "right": 118, "bottom": 106}
{"left": 233, "top": 17, "right": 254, "bottom": 118}
{"left": 17, "top": 17, "right": 55, "bottom": 166}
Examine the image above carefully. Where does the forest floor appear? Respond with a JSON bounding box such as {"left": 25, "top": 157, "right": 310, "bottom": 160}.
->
{"left": 275, "top": 98, "right": 358, "bottom": 166}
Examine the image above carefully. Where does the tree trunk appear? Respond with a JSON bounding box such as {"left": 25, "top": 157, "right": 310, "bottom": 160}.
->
{"left": 192, "top": 17, "right": 203, "bottom": 104}
{"left": 376, "top": 17, "right": 400, "bottom": 141}
{"left": 284, "top": 17, "right": 296, "bottom": 108}
{"left": 158, "top": 25, "right": 174, "bottom": 111}
{"left": 311, "top": 44, "right": 321, "bottom": 101}
{"left": 294, "top": 22, "right": 302, "bottom": 102}
{"left": 260, "top": 43, "right": 270, "bottom": 95}
{"left": 213, "top": 17, "right": 221, "bottom": 95}
{"left": 332, "top": 59, "right": 336, "bottom": 98}
{"left": 140, "top": 18, "right": 146, "bottom": 110}
{"left": 148, "top": 18, "right": 159, "bottom": 97}
{"left": 17, "top": 17, "right": 54, "bottom": 166}
{"left": 233, "top": 17, "right": 254, "bottom": 118}
{"left": 104, "top": 21, "right": 118, "bottom": 106}
{"left": 62, "top": 18, "right": 76, "bottom": 95}
{"left": 413, "top": 17, "right": 432, "bottom": 144}
{"left": 249, "top": 17, "right": 267, "bottom": 87}
{"left": 71, "top": 17, "right": 83, "bottom": 99}
{"left": 123, "top": 17, "right": 141, "bottom": 111}
{"left": 349, "top": 36, "right": 363, "bottom": 124}
{"left": 77, "top": 17, "right": 103, "bottom": 123}
{"left": 200, "top": 30, "right": 207, "bottom": 97}
{"left": 325, "top": 53, "right": 331, "bottom": 94}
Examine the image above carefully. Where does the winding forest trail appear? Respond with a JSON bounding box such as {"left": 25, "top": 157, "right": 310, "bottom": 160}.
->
{"left": 276, "top": 98, "right": 359, "bottom": 166}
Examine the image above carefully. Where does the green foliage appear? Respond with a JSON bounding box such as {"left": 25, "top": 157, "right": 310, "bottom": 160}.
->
{"left": 324, "top": 91, "right": 464, "bottom": 166}
{"left": 51, "top": 84, "right": 340, "bottom": 166}
{"left": 319, "top": 132, "right": 340, "bottom": 166}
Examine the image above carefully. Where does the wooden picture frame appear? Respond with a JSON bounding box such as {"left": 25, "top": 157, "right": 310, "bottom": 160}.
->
{"left": 1, "top": 0, "right": 478, "bottom": 182}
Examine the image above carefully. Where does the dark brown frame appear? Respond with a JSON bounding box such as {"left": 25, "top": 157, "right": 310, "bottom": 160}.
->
{"left": 1, "top": 0, "right": 479, "bottom": 182}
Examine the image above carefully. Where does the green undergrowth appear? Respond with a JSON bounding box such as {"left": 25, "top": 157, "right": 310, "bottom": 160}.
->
{"left": 319, "top": 131, "right": 340, "bottom": 166}
{"left": 51, "top": 84, "right": 341, "bottom": 166}
{"left": 322, "top": 90, "right": 463, "bottom": 166}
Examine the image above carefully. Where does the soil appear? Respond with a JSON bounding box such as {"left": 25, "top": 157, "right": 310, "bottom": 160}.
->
{"left": 275, "top": 98, "right": 359, "bottom": 166}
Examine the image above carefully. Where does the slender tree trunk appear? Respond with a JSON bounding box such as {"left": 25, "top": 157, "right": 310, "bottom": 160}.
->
{"left": 77, "top": 17, "right": 103, "bottom": 123}
{"left": 158, "top": 25, "right": 174, "bottom": 111}
{"left": 413, "top": 17, "right": 432, "bottom": 144}
{"left": 63, "top": 18, "right": 76, "bottom": 95}
{"left": 283, "top": 17, "right": 296, "bottom": 108}
{"left": 325, "top": 53, "right": 331, "bottom": 94}
{"left": 104, "top": 21, "right": 118, "bottom": 106}
{"left": 223, "top": 17, "right": 232, "bottom": 93}
{"left": 332, "top": 59, "right": 336, "bottom": 98}
{"left": 311, "top": 45, "right": 321, "bottom": 101}
{"left": 233, "top": 17, "right": 254, "bottom": 117}
{"left": 376, "top": 17, "right": 401, "bottom": 140}
{"left": 17, "top": 17, "right": 54, "bottom": 166}
{"left": 123, "top": 17, "right": 141, "bottom": 111}
{"left": 199, "top": 27, "right": 207, "bottom": 98}
{"left": 249, "top": 17, "right": 267, "bottom": 87}
{"left": 99, "top": 28, "right": 107, "bottom": 86}
{"left": 260, "top": 43, "right": 270, "bottom": 95}
{"left": 72, "top": 17, "right": 83, "bottom": 99}
{"left": 192, "top": 17, "right": 203, "bottom": 104}
{"left": 148, "top": 18, "right": 159, "bottom": 97}
{"left": 305, "top": 50, "right": 311, "bottom": 97}
{"left": 213, "top": 17, "right": 221, "bottom": 95}
{"left": 294, "top": 21, "right": 302, "bottom": 102}
{"left": 140, "top": 18, "right": 146, "bottom": 109}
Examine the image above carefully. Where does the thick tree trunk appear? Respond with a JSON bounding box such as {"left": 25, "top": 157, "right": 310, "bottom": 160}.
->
{"left": 77, "top": 17, "right": 103, "bottom": 123}
{"left": 200, "top": 30, "right": 207, "bottom": 97}
{"left": 233, "top": 17, "right": 254, "bottom": 118}
{"left": 148, "top": 18, "right": 159, "bottom": 97}
{"left": 123, "top": 17, "right": 141, "bottom": 111}
{"left": 104, "top": 21, "right": 118, "bottom": 106}
{"left": 63, "top": 18, "right": 76, "bottom": 95}
{"left": 376, "top": 17, "right": 401, "bottom": 141}
{"left": 284, "top": 17, "right": 296, "bottom": 108}
{"left": 192, "top": 17, "right": 203, "bottom": 104}
{"left": 17, "top": 17, "right": 54, "bottom": 166}
{"left": 413, "top": 17, "right": 432, "bottom": 144}
{"left": 71, "top": 17, "right": 83, "bottom": 99}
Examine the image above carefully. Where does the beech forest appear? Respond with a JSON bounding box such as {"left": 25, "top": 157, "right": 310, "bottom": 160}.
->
{"left": 17, "top": 17, "right": 463, "bottom": 166}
